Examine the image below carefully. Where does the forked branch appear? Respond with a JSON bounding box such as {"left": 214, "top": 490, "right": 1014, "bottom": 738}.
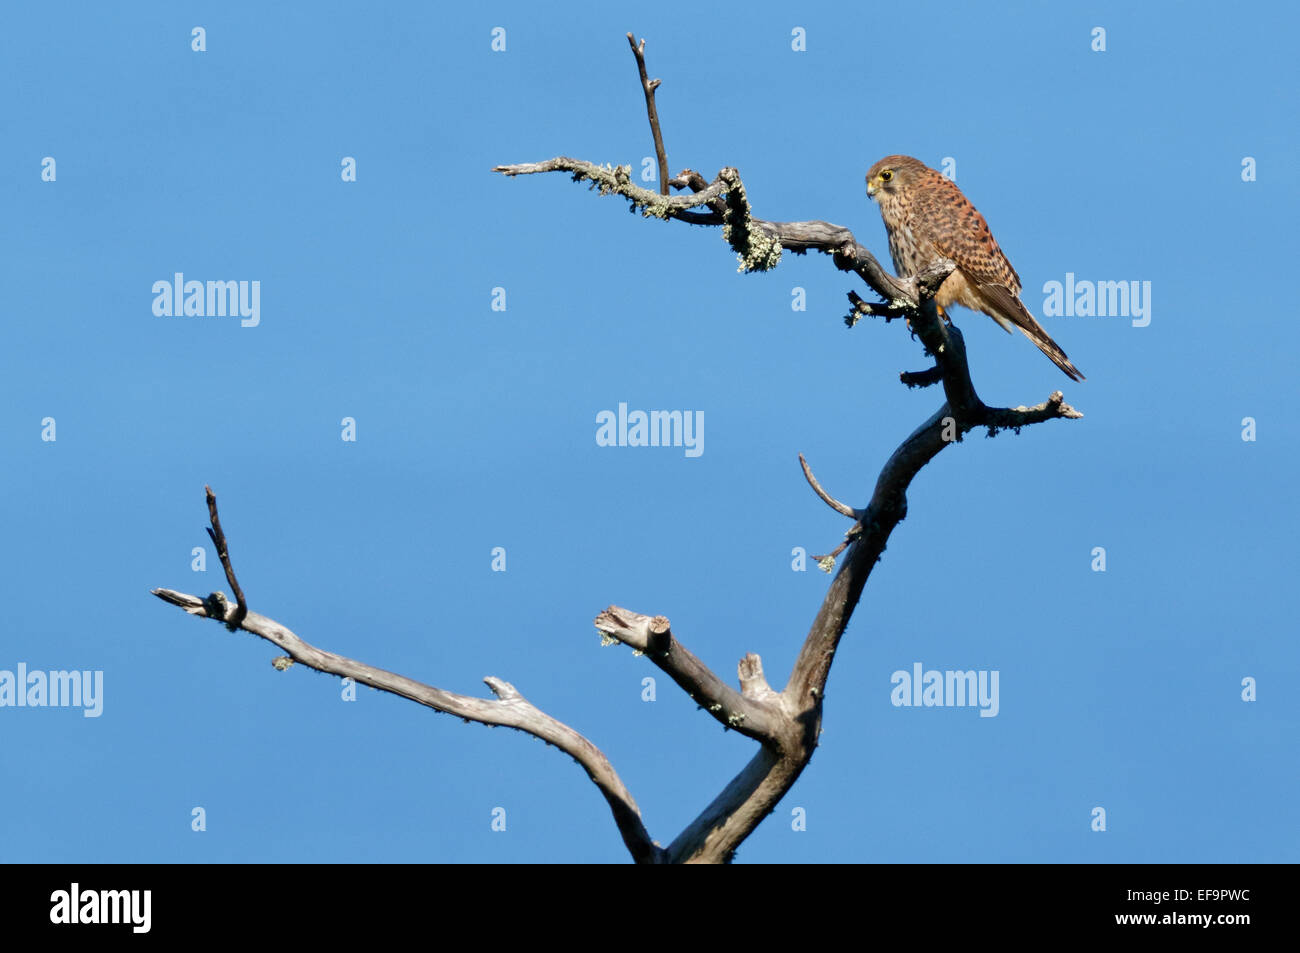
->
{"left": 158, "top": 33, "right": 1082, "bottom": 865}
{"left": 155, "top": 495, "right": 663, "bottom": 865}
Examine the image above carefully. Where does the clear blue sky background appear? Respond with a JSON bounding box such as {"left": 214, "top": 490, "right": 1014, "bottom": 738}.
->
{"left": 2, "top": 1, "right": 1295, "bottom": 863}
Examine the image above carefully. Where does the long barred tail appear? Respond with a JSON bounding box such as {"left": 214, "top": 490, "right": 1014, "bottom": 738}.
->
{"left": 983, "top": 284, "right": 1086, "bottom": 382}
{"left": 1019, "top": 321, "right": 1086, "bottom": 382}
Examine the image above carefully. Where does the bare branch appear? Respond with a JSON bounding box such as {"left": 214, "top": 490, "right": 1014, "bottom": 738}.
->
{"left": 626, "top": 33, "right": 670, "bottom": 196}
{"left": 203, "top": 486, "right": 247, "bottom": 630}
{"left": 737, "top": 654, "right": 777, "bottom": 702}
{"left": 668, "top": 747, "right": 790, "bottom": 863}
{"left": 784, "top": 378, "right": 1080, "bottom": 709}
{"left": 846, "top": 289, "right": 908, "bottom": 326}
{"left": 900, "top": 365, "right": 944, "bottom": 388}
{"left": 593, "top": 607, "right": 787, "bottom": 745}
{"left": 811, "top": 535, "right": 856, "bottom": 573}
{"left": 982, "top": 391, "right": 1084, "bottom": 432}
{"left": 152, "top": 586, "right": 664, "bottom": 864}
{"left": 784, "top": 405, "right": 952, "bottom": 706}
{"left": 798, "top": 453, "right": 859, "bottom": 518}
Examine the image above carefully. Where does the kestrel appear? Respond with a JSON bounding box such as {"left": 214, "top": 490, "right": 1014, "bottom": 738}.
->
{"left": 865, "top": 155, "right": 1084, "bottom": 382}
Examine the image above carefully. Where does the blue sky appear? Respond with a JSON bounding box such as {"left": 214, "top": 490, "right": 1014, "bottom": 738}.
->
{"left": 2, "top": 1, "right": 1296, "bottom": 863}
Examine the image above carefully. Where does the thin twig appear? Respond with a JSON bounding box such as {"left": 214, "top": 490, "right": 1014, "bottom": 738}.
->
{"left": 846, "top": 290, "right": 908, "bottom": 327}
{"left": 798, "top": 454, "right": 858, "bottom": 518}
{"left": 203, "top": 486, "right": 247, "bottom": 630}
{"left": 627, "top": 33, "right": 670, "bottom": 196}
{"left": 900, "top": 365, "right": 944, "bottom": 388}
{"left": 811, "top": 535, "right": 856, "bottom": 573}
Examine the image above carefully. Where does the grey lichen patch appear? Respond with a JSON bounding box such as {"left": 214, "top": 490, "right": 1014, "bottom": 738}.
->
{"left": 204, "top": 591, "right": 230, "bottom": 621}
{"left": 720, "top": 173, "right": 782, "bottom": 272}
{"left": 579, "top": 162, "right": 686, "bottom": 223}
{"left": 584, "top": 163, "right": 634, "bottom": 198}
{"left": 271, "top": 656, "right": 294, "bottom": 671}
{"left": 816, "top": 555, "right": 836, "bottom": 573}
{"left": 598, "top": 632, "right": 620, "bottom": 647}
{"left": 726, "top": 711, "right": 747, "bottom": 727}
{"left": 736, "top": 228, "right": 782, "bottom": 273}
{"left": 640, "top": 195, "right": 677, "bottom": 220}
{"left": 708, "top": 702, "right": 723, "bottom": 713}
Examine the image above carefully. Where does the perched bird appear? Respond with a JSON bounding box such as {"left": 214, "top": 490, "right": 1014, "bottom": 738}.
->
{"left": 865, "top": 155, "right": 1084, "bottom": 381}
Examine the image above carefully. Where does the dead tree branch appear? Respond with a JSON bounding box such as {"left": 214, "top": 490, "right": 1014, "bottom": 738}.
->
{"left": 593, "top": 608, "right": 786, "bottom": 745}
{"left": 627, "top": 33, "right": 670, "bottom": 196}
{"left": 488, "top": 35, "right": 1083, "bottom": 862}
{"left": 798, "top": 453, "right": 860, "bottom": 519}
{"left": 154, "top": 495, "right": 664, "bottom": 864}
{"left": 158, "top": 34, "right": 1084, "bottom": 865}
{"left": 204, "top": 484, "right": 247, "bottom": 630}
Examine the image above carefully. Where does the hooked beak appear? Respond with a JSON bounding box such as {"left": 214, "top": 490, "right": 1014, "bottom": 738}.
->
{"left": 866, "top": 181, "right": 878, "bottom": 198}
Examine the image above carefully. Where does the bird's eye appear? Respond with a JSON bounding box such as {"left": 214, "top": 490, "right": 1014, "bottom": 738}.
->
{"left": 880, "top": 170, "right": 893, "bottom": 182}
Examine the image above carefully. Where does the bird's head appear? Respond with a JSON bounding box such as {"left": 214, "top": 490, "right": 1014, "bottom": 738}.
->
{"left": 866, "top": 155, "right": 927, "bottom": 200}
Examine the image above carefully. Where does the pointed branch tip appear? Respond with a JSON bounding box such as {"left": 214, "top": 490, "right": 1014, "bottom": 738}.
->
{"left": 798, "top": 454, "right": 859, "bottom": 518}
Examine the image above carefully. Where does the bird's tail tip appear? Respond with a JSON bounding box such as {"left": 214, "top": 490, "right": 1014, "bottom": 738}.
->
{"left": 1062, "top": 358, "right": 1086, "bottom": 382}
{"left": 1034, "top": 337, "right": 1085, "bottom": 382}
